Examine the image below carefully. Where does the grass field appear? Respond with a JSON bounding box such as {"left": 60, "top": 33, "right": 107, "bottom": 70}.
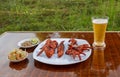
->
{"left": 0, "top": 0, "right": 120, "bottom": 34}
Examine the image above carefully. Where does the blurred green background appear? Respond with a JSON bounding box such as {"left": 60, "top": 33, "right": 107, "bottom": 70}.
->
{"left": 0, "top": 0, "right": 120, "bottom": 34}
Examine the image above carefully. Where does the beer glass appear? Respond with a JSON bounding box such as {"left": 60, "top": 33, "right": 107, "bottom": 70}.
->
{"left": 92, "top": 16, "right": 109, "bottom": 47}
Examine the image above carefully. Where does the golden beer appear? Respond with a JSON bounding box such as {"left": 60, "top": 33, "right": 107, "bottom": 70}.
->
{"left": 92, "top": 18, "right": 108, "bottom": 47}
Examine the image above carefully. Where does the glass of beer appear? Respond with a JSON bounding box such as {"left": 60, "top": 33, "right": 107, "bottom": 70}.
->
{"left": 92, "top": 16, "right": 109, "bottom": 47}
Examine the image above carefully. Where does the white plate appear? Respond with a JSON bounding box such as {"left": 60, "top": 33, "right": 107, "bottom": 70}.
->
{"left": 18, "top": 38, "right": 40, "bottom": 48}
{"left": 33, "top": 38, "right": 92, "bottom": 65}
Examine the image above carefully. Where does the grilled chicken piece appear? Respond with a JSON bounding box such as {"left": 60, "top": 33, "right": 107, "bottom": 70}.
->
{"left": 57, "top": 41, "right": 64, "bottom": 58}
{"left": 69, "top": 38, "right": 77, "bottom": 45}
{"left": 37, "top": 39, "right": 58, "bottom": 58}
{"left": 37, "top": 39, "right": 52, "bottom": 56}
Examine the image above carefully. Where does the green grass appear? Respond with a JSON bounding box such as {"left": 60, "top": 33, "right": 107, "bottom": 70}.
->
{"left": 0, "top": 0, "right": 120, "bottom": 34}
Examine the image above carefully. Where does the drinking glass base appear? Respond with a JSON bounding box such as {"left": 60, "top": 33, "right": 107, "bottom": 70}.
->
{"left": 92, "top": 43, "right": 106, "bottom": 48}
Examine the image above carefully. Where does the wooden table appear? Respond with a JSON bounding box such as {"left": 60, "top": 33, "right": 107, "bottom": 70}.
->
{"left": 0, "top": 31, "right": 120, "bottom": 77}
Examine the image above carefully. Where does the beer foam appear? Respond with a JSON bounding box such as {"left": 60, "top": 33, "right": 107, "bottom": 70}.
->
{"left": 92, "top": 19, "right": 108, "bottom": 24}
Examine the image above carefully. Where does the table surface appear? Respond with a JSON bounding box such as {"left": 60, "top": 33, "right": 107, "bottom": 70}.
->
{"left": 0, "top": 31, "right": 120, "bottom": 77}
